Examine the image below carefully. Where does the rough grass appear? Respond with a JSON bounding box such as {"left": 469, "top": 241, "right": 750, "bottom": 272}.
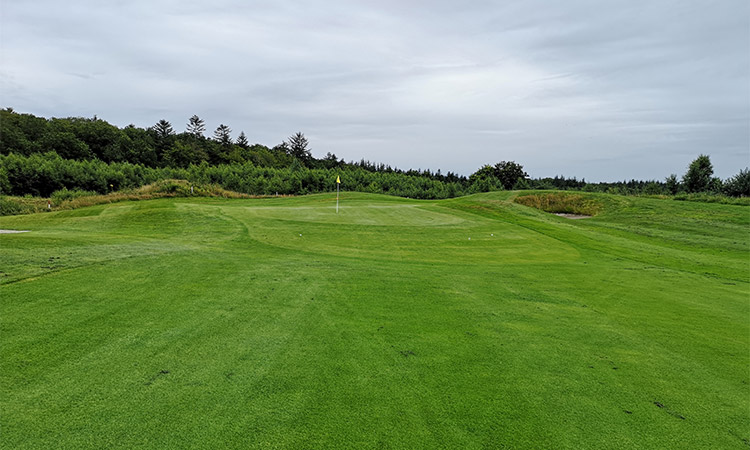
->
{"left": 1, "top": 191, "right": 748, "bottom": 449}
{"left": 673, "top": 192, "right": 750, "bottom": 205}
{"left": 0, "top": 179, "right": 266, "bottom": 216}
{"left": 0, "top": 196, "right": 28, "bottom": 216}
{"left": 514, "top": 192, "right": 603, "bottom": 216}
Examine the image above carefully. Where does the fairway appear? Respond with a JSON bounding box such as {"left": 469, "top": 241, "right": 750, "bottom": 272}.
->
{"left": 1, "top": 192, "right": 748, "bottom": 449}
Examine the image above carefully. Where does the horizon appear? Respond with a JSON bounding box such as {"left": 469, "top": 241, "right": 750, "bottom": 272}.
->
{"left": 2, "top": 106, "right": 743, "bottom": 183}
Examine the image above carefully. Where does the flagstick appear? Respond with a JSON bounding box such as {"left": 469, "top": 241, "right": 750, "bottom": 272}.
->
{"left": 336, "top": 182, "right": 339, "bottom": 213}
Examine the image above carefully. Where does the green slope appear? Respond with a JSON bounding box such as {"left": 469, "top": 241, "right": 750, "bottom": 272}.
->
{"left": 1, "top": 192, "right": 748, "bottom": 449}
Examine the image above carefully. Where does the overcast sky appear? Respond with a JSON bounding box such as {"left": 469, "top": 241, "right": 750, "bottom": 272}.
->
{"left": 1, "top": 1, "right": 748, "bottom": 181}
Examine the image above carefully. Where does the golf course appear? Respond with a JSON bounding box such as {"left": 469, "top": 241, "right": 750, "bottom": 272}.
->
{"left": 1, "top": 191, "right": 748, "bottom": 449}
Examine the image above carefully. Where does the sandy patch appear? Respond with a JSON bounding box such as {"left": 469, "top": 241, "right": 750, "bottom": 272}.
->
{"left": 553, "top": 213, "right": 591, "bottom": 220}
{"left": 0, "top": 230, "right": 30, "bottom": 233}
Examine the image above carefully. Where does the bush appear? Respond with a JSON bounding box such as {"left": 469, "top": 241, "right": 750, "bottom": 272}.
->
{"left": 51, "top": 187, "right": 97, "bottom": 204}
{"left": 0, "top": 196, "right": 24, "bottom": 215}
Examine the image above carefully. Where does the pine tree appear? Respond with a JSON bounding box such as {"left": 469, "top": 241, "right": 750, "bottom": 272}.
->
{"left": 152, "top": 119, "right": 174, "bottom": 139}
{"left": 286, "top": 132, "right": 311, "bottom": 162}
{"left": 236, "top": 131, "right": 249, "bottom": 148}
{"left": 186, "top": 115, "right": 205, "bottom": 137}
{"left": 665, "top": 174, "right": 680, "bottom": 195}
{"left": 213, "top": 124, "right": 232, "bottom": 146}
{"left": 151, "top": 119, "right": 175, "bottom": 158}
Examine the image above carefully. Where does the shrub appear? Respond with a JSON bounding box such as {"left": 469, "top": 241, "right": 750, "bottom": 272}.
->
{"left": 51, "top": 187, "right": 97, "bottom": 204}
{"left": 0, "top": 196, "right": 24, "bottom": 216}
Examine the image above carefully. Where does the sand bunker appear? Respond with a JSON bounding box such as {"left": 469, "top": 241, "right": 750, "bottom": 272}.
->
{"left": 553, "top": 213, "right": 591, "bottom": 220}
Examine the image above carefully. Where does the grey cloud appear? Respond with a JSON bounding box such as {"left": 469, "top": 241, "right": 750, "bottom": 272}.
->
{"left": 1, "top": 0, "right": 747, "bottom": 180}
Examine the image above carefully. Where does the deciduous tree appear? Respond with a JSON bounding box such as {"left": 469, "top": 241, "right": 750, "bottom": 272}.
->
{"left": 723, "top": 168, "right": 750, "bottom": 197}
{"left": 493, "top": 161, "right": 528, "bottom": 190}
{"left": 468, "top": 164, "right": 502, "bottom": 192}
{"left": 682, "top": 155, "right": 713, "bottom": 193}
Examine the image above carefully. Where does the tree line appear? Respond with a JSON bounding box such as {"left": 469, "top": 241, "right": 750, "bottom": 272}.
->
{"left": 0, "top": 152, "right": 467, "bottom": 199}
{"left": 0, "top": 108, "right": 465, "bottom": 180}
{"left": 1, "top": 108, "right": 747, "bottom": 198}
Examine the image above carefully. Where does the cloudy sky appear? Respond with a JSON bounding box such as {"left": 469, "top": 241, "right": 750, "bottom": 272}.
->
{"left": 1, "top": 1, "right": 748, "bottom": 181}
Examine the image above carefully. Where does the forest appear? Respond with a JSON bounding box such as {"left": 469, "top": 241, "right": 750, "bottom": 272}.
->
{"left": 1, "top": 108, "right": 747, "bottom": 200}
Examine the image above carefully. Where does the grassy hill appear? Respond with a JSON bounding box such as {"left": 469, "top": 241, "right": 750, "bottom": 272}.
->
{"left": 1, "top": 191, "right": 747, "bottom": 449}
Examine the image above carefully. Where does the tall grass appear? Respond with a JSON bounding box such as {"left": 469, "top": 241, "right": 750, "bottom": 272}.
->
{"left": 673, "top": 192, "right": 750, "bottom": 206}
{"left": 0, "top": 179, "right": 263, "bottom": 216}
{"left": 0, "top": 196, "right": 30, "bottom": 216}
{"left": 0, "top": 196, "right": 50, "bottom": 216}
{"left": 50, "top": 188, "right": 98, "bottom": 204}
{"left": 514, "top": 192, "right": 602, "bottom": 216}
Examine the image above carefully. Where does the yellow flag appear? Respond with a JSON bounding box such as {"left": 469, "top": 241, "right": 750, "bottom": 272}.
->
{"left": 336, "top": 176, "right": 341, "bottom": 184}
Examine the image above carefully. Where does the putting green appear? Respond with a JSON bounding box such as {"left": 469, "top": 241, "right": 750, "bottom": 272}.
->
{"left": 217, "top": 201, "right": 579, "bottom": 264}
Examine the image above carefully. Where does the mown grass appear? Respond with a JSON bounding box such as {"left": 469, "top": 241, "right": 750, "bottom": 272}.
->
{"left": 0, "top": 191, "right": 747, "bottom": 449}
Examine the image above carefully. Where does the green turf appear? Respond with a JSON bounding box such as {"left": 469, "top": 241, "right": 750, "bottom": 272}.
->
{"left": 1, "top": 191, "right": 748, "bottom": 449}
